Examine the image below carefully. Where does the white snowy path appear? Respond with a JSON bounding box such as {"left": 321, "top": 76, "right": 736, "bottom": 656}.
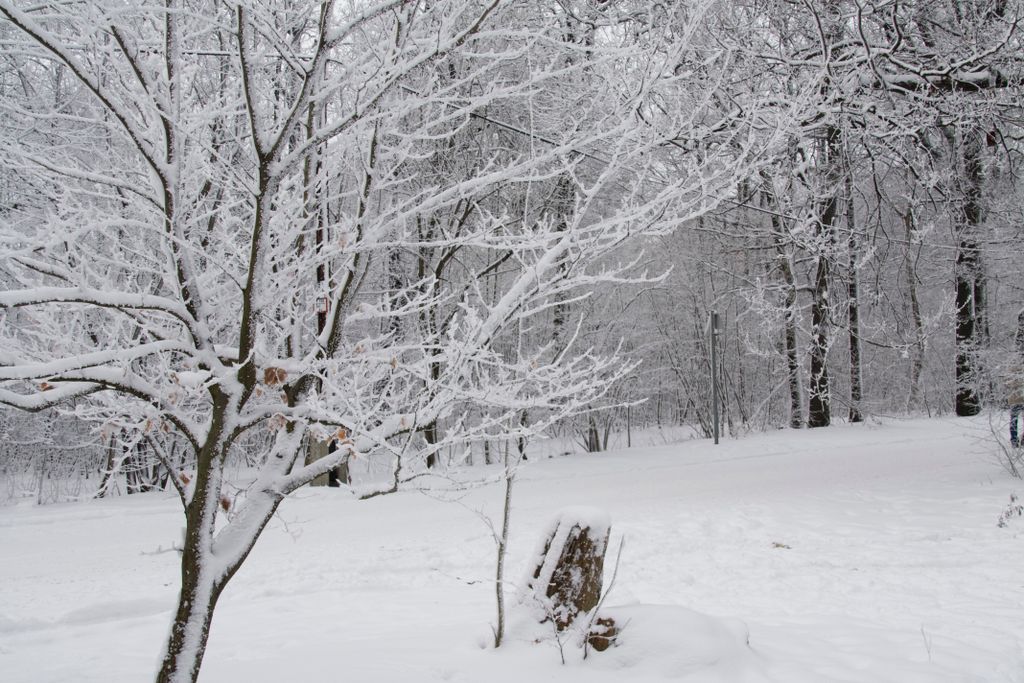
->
{"left": 1, "top": 416, "right": 1023, "bottom": 682}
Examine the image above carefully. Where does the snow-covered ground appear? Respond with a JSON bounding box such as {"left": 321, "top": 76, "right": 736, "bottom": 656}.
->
{"left": 2, "top": 416, "right": 1023, "bottom": 682}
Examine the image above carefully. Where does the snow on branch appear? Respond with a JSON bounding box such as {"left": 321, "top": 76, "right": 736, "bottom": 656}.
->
{"left": 0, "top": 0, "right": 168, "bottom": 181}
{"left": 0, "top": 287, "right": 202, "bottom": 340}
{"left": 0, "top": 382, "right": 101, "bottom": 412}
{"left": 0, "top": 340, "right": 187, "bottom": 382}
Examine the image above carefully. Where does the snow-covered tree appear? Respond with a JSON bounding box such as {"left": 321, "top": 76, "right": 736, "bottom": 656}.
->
{"left": 0, "top": 1, "right": 785, "bottom": 680}
{"left": 631, "top": 0, "right": 1022, "bottom": 430}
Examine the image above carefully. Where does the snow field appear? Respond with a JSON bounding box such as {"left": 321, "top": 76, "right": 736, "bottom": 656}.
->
{"left": 1, "top": 416, "right": 1023, "bottom": 681}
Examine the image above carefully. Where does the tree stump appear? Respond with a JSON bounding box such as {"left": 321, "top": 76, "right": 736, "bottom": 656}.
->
{"left": 305, "top": 437, "right": 330, "bottom": 487}
{"left": 587, "top": 616, "right": 619, "bottom": 652}
{"left": 523, "top": 507, "right": 611, "bottom": 631}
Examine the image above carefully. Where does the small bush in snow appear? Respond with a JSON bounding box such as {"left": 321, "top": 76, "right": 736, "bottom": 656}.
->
{"left": 997, "top": 494, "right": 1023, "bottom": 528}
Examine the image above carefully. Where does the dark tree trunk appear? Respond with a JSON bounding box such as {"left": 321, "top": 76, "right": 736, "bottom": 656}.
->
{"left": 326, "top": 441, "right": 349, "bottom": 487}
{"left": 516, "top": 409, "right": 528, "bottom": 461}
{"left": 1016, "top": 309, "right": 1024, "bottom": 355}
{"left": 846, "top": 173, "right": 863, "bottom": 423}
{"left": 424, "top": 419, "right": 440, "bottom": 469}
{"left": 583, "top": 415, "right": 601, "bottom": 452}
{"left": 955, "top": 253, "right": 980, "bottom": 415}
{"left": 483, "top": 438, "right": 493, "bottom": 466}
{"left": 156, "top": 539, "right": 223, "bottom": 683}
{"left": 550, "top": 174, "right": 574, "bottom": 351}
{"left": 808, "top": 124, "right": 842, "bottom": 428}
{"left": 955, "top": 128, "right": 985, "bottom": 416}
{"left": 807, "top": 253, "right": 832, "bottom": 428}
{"left": 784, "top": 295, "right": 802, "bottom": 429}
{"left": 156, "top": 394, "right": 287, "bottom": 683}
{"left": 156, "top": 397, "right": 230, "bottom": 683}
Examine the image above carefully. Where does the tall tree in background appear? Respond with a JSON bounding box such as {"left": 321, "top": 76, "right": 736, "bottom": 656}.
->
{"left": 865, "top": 0, "right": 1019, "bottom": 415}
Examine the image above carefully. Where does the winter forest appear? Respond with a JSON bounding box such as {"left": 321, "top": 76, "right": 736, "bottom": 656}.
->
{"left": 1, "top": 1, "right": 1023, "bottom": 682}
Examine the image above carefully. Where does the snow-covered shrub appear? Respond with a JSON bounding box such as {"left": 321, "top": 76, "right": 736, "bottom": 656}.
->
{"left": 997, "top": 494, "right": 1023, "bottom": 528}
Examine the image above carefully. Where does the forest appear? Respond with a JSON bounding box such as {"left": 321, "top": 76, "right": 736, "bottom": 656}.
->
{"left": 1, "top": 1, "right": 1022, "bottom": 682}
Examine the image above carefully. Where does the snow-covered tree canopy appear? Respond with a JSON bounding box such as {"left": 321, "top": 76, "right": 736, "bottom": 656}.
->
{"left": 0, "top": 1, "right": 798, "bottom": 680}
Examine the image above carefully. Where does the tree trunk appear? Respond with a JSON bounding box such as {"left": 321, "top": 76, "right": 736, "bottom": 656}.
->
{"left": 96, "top": 433, "right": 119, "bottom": 498}
{"left": 550, "top": 174, "right": 574, "bottom": 352}
{"left": 583, "top": 415, "right": 601, "bottom": 452}
{"left": 955, "top": 246, "right": 980, "bottom": 415}
{"left": 785, "top": 272, "right": 802, "bottom": 428}
{"left": 807, "top": 253, "right": 832, "bottom": 428}
{"left": 493, "top": 454, "right": 515, "bottom": 647}
{"left": 955, "top": 128, "right": 985, "bottom": 416}
{"left": 327, "top": 442, "right": 349, "bottom": 487}
{"left": 156, "top": 397, "right": 231, "bottom": 683}
{"left": 903, "top": 206, "right": 926, "bottom": 412}
{"left": 424, "top": 419, "right": 440, "bottom": 469}
{"left": 156, "top": 547, "right": 222, "bottom": 683}
{"left": 807, "top": 124, "right": 842, "bottom": 428}
{"left": 154, "top": 426, "right": 289, "bottom": 683}
{"left": 516, "top": 409, "right": 528, "bottom": 461}
{"left": 846, "top": 173, "right": 863, "bottom": 423}
{"left": 305, "top": 437, "right": 331, "bottom": 487}
{"left": 765, "top": 183, "right": 802, "bottom": 429}
{"left": 1016, "top": 309, "right": 1024, "bottom": 355}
